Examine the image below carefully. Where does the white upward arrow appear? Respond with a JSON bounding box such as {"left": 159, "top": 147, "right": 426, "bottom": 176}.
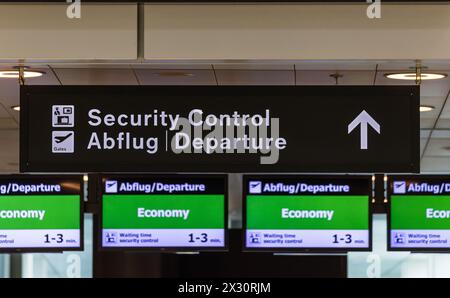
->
{"left": 347, "top": 110, "right": 381, "bottom": 150}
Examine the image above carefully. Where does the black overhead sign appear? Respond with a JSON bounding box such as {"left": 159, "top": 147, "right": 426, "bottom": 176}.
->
{"left": 20, "top": 85, "right": 419, "bottom": 173}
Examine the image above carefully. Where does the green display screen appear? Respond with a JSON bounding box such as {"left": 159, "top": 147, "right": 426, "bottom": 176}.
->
{"left": 244, "top": 176, "right": 371, "bottom": 251}
{"left": 103, "top": 194, "right": 224, "bottom": 229}
{"left": 0, "top": 195, "right": 80, "bottom": 230}
{"left": 389, "top": 177, "right": 450, "bottom": 250}
{"left": 247, "top": 195, "right": 369, "bottom": 230}
{"left": 391, "top": 196, "right": 450, "bottom": 230}
{"left": 0, "top": 176, "right": 82, "bottom": 251}
{"left": 101, "top": 176, "right": 226, "bottom": 249}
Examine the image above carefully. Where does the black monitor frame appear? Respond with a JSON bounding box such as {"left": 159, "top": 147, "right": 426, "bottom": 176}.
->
{"left": 0, "top": 174, "right": 84, "bottom": 253}
{"left": 387, "top": 175, "right": 450, "bottom": 253}
{"left": 242, "top": 174, "right": 373, "bottom": 253}
{"left": 98, "top": 173, "right": 228, "bottom": 252}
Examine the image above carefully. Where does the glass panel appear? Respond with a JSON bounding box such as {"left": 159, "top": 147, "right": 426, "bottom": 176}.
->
{"left": 348, "top": 214, "right": 450, "bottom": 278}
{"left": 21, "top": 214, "right": 93, "bottom": 278}
{"left": 0, "top": 254, "right": 10, "bottom": 278}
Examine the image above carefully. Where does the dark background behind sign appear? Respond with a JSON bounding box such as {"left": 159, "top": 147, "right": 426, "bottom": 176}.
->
{"left": 20, "top": 85, "right": 419, "bottom": 173}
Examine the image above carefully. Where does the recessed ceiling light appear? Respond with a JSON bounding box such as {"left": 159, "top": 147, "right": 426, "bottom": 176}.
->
{"left": 155, "top": 71, "right": 194, "bottom": 77}
{"left": 385, "top": 72, "right": 447, "bottom": 81}
{"left": 0, "top": 70, "right": 44, "bottom": 79}
{"left": 419, "top": 105, "right": 435, "bottom": 112}
{"left": 11, "top": 105, "right": 20, "bottom": 111}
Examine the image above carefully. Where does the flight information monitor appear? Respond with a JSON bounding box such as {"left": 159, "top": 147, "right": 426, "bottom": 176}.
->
{"left": 100, "top": 175, "right": 227, "bottom": 250}
{"left": 0, "top": 175, "right": 83, "bottom": 252}
{"left": 388, "top": 176, "right": 450, "bottom": 251}
{"left": 244, "top": 175, "right": 372, "bottom": 252}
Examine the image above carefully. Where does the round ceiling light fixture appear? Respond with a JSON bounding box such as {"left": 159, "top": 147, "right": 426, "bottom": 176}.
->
{"left": 0, "top": 69, "right": 44, "bottom": 79}
{"left": 419, "top": 105, "right": 435, "bottom": 112}
{"left": 11, "top": 105, "right": 20, "bottom": 112}
{"left": 384, "top": 72, "right": 447, "bottom": 81}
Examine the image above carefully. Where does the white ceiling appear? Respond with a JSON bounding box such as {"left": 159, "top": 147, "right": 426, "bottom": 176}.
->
{"left": 0, "top": 61, "right": 448, "bottom": 173}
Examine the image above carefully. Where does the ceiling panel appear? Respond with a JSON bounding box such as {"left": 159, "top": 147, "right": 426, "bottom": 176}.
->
{"left": 295, "top": 61, "right": 377, "bottom": 71}
{"left": 436, "top": 119, "right": 450, "bottom": 130}
{"left": 0, "top": 118, "right": 18, "bottom": 130}
{"left": 421, "top": 61, "right": 450, "bottom": 71}
{"left": 421, "top": 118, "right": 437, "bottom": 130}
{"left": 134, "top": 64, "right": 213, "bottom": 70}
{"left": 50, "top": 64, "right": 135, "bottom": 70}
{"left": 421, "top": 130, "right": 431, "bottom": 139}
{"left": 422, "top": 137, "right": 450, "bottom": 157}
{"left": 0, "top": 78, "right": 18, "bottom": 120}
{"left": 377, "top": 61, "right": 419, "bottom": 71}
{"left": 296, "top": 70, "right": 375, "bottom": 85}
{"left": 420, "top": 96, "right": 446, "bottom": 114}
{"left": 420, "top": 138, "right": 428, "bottom": 157}
{"left": 378, "top": 61, "right": 450, "bottom": 71}
{"left": 25, "top": 68, "right": 60, "bottom": 85}
{"left": 134, "top": 69, "right": 216, "bottom": 85}
{"left": 419, "top": 96, "right": 447, "bottom": 129}
{"left": 0, "top": 129, "right": 18, "bottom": 173}
{"left": 438, "top": 102, "right": 450, "bottom": 120}
{"left": 0, "top": 66, "right": 58, "bottom": 124}
{"left": 215, "top": 70, "right": 294, "bottom": 85}
{"left": 296, "top": 70, "right": 335, "bottom": 85}
{"left": 433, "top": 95, "right": 450, "bottom": 129}
{"left": 0, "top": 67, "right": 57, "bottom": 107}
{"left": 431, "top": 130, "right": 450, "bottom": 139}
{"left": 419, "top": 74, "right": 450, "bottom": 98}
{"left": 214, "top": 64, "right": 294, "bottom": 70}
{"left": 421, "top": 157, "right": 450, "bottom": 173}
{"left": 0, "top": 102, "right": 14, "bottom": 119}
{"left": 54, "top": 68, "right": 138, "bottom": 85}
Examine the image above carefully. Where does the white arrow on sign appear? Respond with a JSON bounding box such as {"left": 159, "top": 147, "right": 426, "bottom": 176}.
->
{"left": 347, "top": 110, "right": 381, "bottom": 150}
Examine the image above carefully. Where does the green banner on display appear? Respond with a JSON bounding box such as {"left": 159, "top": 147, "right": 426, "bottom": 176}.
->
{"left": 246, "top": 195, "right": 369, "bottom": 230}
{"left": 102, "top": 194, "right": 225, "bottom": 229}
{"left": 391, "top": 195, "right": 450, "bottom": 230}
{"left": 0, "top": 195, "right": 80, "bottom": 230}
